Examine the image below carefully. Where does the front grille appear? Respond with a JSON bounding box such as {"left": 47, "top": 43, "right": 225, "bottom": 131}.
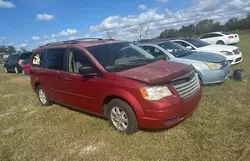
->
{"left": 235, "top": 57, "right": 242, "bottom": 62}
{"left": 233, "top": 48, "right": 240, "bottom": 55}
{"left": 171, "top": 73, "right": 200, "bottom": 99}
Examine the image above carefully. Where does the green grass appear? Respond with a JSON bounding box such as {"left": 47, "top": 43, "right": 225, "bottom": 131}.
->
{"left": 1, "top": 33, "right": 250, "bottom": 161}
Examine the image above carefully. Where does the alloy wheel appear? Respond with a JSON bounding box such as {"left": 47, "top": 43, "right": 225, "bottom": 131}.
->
{"left": 38, "top": 89, "right": 47, "bottom": 104}
{"left": 110, "top": 106, "right": 129, "bottom": 131}
{"left": 14, "top": 67, "right": 19, "bottom": 73}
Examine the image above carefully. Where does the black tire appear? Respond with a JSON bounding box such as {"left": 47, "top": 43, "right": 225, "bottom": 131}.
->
{"left": 36, "top": 85, "right": 52, "bottom": 106}
{"left": 107, "top": 99, "right": 138, "bottom": 135}
{"left": 216, "top": 40, "right": 225, "bottom": 45}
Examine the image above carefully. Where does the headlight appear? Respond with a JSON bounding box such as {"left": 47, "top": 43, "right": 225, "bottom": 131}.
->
{"left": 221, "top": 51, "right": 233, "bottom": 56}
{"left": 202, "top": 62, "right": 222, "bottom": 70}
{"left": 140, "top": 86, "right": 172, "bottom": 101}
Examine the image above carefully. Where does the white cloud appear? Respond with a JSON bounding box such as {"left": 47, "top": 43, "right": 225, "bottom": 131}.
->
{"left": 52, "top": 29, "right": 78, "bottom": 38}
{"left": 36, "top": 13, "right": 54, "bottom": 21}
{"left": 32, "top": 36, "right": 40, "bottom": 41}
{"left": 0, "top": 36, "right": 7, "bottom": 42}
{"left": 156, "top": 0, "right": 169, "bottom": 3}
{"left": 138, "top": 4, "right": 147, "bottom": 10}
{"left": 0, "top": 0, "right": 15, "bottom": 8}
{"left": 44, "top": 36, "right": 49, "bottom": 40}
{"left": 89, "top": 0, "right": 250, "bottom": 40}
{"left": 20, "top": 43, "right": 28, "bottom": 48}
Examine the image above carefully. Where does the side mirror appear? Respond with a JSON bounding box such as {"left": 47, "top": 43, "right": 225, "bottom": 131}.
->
{"left": 186, "top": 46, "right": 192, "bottom": 50}
{"left": 157, "top": 54, "right": 169, "bottom": 60}
{"left": 79, "top": 66, "right": 97, "bottom": 76}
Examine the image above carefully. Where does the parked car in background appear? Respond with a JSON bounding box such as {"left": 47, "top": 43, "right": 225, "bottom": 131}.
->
{"left": 172, "top": 38, "right": 242, "bottom": 65}
{"left": 30, "top": 38, "right": 202, "bottom": 134}
{"left": 3, "top": 52, "right": 32, "bottom": 74}
{"left": 199, "top": 32, "right": 240, "bottom": 45}
{"left": 137, "top": 41, "right": 231, "bottom": 85}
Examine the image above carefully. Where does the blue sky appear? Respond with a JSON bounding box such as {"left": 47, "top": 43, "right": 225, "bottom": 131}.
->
{"left": 0, "top": 0, "right": 249, "bottom": 50}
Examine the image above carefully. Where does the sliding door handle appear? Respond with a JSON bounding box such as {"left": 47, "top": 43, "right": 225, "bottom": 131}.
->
{"left": 65, "top": 77, "right": 72, "bottom": 81}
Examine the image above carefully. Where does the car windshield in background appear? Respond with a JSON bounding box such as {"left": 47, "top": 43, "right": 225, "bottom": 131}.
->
{"left": 159, "top": 42, "right": 193, "bottom": 58}
{"left": 86, "top": 42, "right": 157, "bottom": 72}
{"left": 185, "top": 39, "right": 210, "bottom": 48}
{"left": 20, "top": 52, "right": 32, "bottom": 60}
{"left": 222, "top": 32, "right": 230, "bottom": 35}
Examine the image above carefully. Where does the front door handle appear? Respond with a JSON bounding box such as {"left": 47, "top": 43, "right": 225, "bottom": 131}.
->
{"left": 57, "top": 75, "right": 63, "bottom": 79}
{"left": 65, "top": 77, "right": 72, "bottom": 81}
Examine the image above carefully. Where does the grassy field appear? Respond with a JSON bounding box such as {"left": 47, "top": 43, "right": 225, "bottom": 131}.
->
{"left": 0, "top": 34, "right": 250, "bottom": 161}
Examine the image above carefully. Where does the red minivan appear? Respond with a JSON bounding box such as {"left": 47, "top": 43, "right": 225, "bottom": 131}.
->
{"left": 30, "top": 39, "right": 202, "bottom": 134}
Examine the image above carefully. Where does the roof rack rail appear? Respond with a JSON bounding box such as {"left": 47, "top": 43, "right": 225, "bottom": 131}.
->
{"left": 45, "top": 37, "right": 104, "bottom": 46}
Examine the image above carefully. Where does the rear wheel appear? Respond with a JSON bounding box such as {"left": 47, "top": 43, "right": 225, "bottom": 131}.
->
{"left": 36, "top": 85, "right": 52, "bottom": 106}
{"left": 216, "top": 40, "right": 225, "bottom": 45}
{"left": 107, "top": 99, "right": 138, "bottom": 135}
{"left": 14, "top": 67, "right": 19, "bottom": 74}
{"left": 4, "top": 67, "right": 8, "bottom": 73}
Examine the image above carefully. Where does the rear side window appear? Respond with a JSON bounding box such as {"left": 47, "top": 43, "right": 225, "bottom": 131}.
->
{"left": 45, "top": 48, "right": 67, "bottom": 71}
{"left": 200, "top": 34, "right": 210, "bottom": 39}
{"left": 32, "top": 51, "right": 45, "bottom": 67}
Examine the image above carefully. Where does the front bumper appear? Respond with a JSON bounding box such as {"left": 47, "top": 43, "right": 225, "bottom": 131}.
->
{"left": 138, "top": 86, "right": 202, "bottom": 129}
{"left": 200, "top": 63, "right": 231, "bottom": 84}
{"left": 226, "top": 52, "right": 243, "bottom": 65}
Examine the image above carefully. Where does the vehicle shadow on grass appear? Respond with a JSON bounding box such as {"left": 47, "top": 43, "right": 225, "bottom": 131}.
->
{"left": 53, "top": 102, "right": 107, "bottom": 120}
{"left": 54, "top": 102, "right": 185, "bottom": 134}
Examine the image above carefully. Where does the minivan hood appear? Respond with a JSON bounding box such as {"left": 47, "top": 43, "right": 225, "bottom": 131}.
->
{"left": 199, "top": 44, "right": 237, "bottom": 52}
{"left": 116, "top": 60, "right": 193, "bottom": 85}
{"left": 183, "top": 52, "right": 226, "bottom": 63}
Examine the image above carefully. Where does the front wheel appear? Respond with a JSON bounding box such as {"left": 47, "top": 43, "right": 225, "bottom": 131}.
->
{"left": 107, "top": 99, "right": 138, "bottom": 135}
{"left": 21, "top": 69, "right": 26, "bottom": 75}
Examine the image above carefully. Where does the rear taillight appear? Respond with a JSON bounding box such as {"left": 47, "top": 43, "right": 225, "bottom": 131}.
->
{"left": 229, "top": 36, "right": 234, "bottom": 39}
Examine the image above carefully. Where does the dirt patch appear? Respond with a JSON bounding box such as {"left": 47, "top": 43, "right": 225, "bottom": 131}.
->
{"left": 9, "top": 76, "right": 30, "bottom": 85}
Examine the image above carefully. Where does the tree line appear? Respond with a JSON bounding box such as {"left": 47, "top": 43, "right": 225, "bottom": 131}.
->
{"left": 159, "top": 13, "right": 250, "bottom": 38}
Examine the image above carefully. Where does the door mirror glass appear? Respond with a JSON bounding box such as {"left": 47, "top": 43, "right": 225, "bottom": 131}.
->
{"left": 79, "top": 66, "right": 97, "bottom": 76}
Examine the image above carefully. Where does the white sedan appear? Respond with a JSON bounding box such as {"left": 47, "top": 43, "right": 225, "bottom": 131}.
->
{"left": 172, "top": 38, "right": 242, "bottom": 65}
{"left": 199, "top": 32, "right": 240, "bottom": 45}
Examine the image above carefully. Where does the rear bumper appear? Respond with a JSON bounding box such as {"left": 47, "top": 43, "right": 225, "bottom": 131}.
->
{"left": 138, "top": 87, "right": 202, "bottom": 129}
{"left": 200, "top": 63, "right": 231, "bottom": 84}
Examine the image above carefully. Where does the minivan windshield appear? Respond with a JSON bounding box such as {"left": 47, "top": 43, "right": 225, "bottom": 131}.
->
{"left": 86, "top": 42, "right": 157, "bottom": 72}
{"left": 184, "top": 39, "right": 210, "bottom": 48}
{"left": 159, "top": 41, "right": 193, "bottom": 58}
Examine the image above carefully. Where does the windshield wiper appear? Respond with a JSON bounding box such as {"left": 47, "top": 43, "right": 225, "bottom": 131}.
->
{"left": 127, "top": 58, "right": 156, "bottom": 63}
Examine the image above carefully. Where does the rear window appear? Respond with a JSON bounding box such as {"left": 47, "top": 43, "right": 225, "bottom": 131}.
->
{"left": 32, "top": 50, "right": 45, "bottom": 68}
{"left": 20, "top": 52, "right": 32, "bottom": 60}
{"left": 7, "top": 54, "right": 19, "bottom": 62}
